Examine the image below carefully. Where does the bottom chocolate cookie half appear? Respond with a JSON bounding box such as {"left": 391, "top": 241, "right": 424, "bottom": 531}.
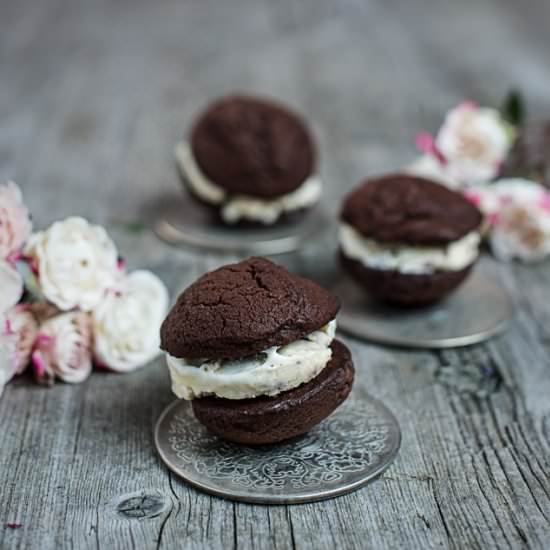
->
{"left": 191, "top": 340, "right": 355, "bottom": 445}
{"left": 340, "top": 251, "right": 475, "bottom": 307}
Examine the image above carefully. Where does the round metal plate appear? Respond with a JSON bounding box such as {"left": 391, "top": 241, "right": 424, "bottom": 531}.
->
{"left": 154, "top": 395, "right": 401, "bottom": 504}
{"left": 334, "top": 269, "right": 513, "bottom": 349}
{"left": 152, "top": 195, "right": 329, "bottom": 256}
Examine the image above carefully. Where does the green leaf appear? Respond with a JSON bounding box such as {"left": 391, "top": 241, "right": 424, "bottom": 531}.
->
{"left": 501, "top": 89, "right": 526, "bottom": 127}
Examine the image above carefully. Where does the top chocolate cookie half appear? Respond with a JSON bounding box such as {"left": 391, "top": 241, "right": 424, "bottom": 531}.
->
{"left": 341, "top": 174, "right": 483, "bottom": 245}
{"left": 160, "top": 257, "right": 339, "bottom": 360}
{"left": 190, "top": 95, "right": 316, "bottom": 198}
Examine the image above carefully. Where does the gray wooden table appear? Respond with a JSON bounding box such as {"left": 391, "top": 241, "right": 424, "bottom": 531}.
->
{"left": 1, "top": 0, "right": 549, "bottom": 548}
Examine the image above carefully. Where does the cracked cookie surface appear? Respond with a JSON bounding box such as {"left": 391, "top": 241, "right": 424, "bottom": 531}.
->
{"left": 341, "top": 174, "right": 483, "bottom": 245}
{"left": 160, "top": 257, "right": 339, "bottom": 360}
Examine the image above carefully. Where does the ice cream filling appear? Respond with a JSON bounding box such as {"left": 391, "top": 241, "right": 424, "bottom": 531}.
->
{"left": 166, "top": 319, "right": 337, "bottom": 400}
{"left": 175, "top": 141, "right": 322, "bottom": 225}
{"left": 339, "top": 223, "right": 481, "bottom": 275}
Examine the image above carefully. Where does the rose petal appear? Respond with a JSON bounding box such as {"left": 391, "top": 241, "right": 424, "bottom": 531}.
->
{"left": 5, "top": 305, "right": 39, "bottom": 375}
{"left": 0, "top": 181, "right": 32, "bottom": 260}
{"left": 0, "top": 260, "right": 23, "bottom": 314}
{"left": 0, "top": 316, "right": 18, "bottom": 395}
{"left": 415, "top": 131, "right": 436, "bottom": 154}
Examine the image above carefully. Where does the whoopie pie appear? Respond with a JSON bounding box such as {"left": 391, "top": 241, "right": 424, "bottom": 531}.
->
{"left": 339, "top": 174, "right": 484, "bottom": 306}
{"left": 160, "top": 257, "right": 354, "bottom": 445}
{"left": 175, "top": 94, "right": 321, "bottom": 226}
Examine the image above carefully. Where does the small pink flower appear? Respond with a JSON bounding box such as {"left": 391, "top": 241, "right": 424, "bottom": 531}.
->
{"left": 0, "top": 181, "right": 32, "bottom": 260}
{"left": 5, "top": 305, "right": 39, "bottom": 375}
{"left": 32, "top": 311, "right": 93, "bottom": 385}
{"left": 463, "top": 189, "right": 482, "bottom": 206}
{"left": 415, "top": 131, "right": 435, "bottom": 154}
{"left": 415, "top": 131, "right": 447, "bottom": 165}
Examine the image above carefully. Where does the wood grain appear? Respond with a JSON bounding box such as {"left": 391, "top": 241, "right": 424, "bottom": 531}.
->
{"left": 1, "top": 0, "right": 549, "bottom": 548}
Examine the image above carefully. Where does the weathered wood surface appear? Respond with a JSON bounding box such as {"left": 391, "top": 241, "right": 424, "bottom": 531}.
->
{"left": 1, "top": 0, "right": 550, "bottom": 548}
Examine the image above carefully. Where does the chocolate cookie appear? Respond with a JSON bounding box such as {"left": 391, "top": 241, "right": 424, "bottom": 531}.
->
{"left": 340, "top": 252, "right": 474, "bottom": 307}
{"left": 339, "top": 174, "right": 483, "bottom": 305}
{"left": 191, "top": 94, "right": 316, "bottom": 198}
{"left": 341, "top": 174, "right": 483, "bottom": 245}
{"left": 192, "top": 340, "right": 354, "bottom": 445}
{"left": 160, "top": 257, "right": 340, "bottom": 360}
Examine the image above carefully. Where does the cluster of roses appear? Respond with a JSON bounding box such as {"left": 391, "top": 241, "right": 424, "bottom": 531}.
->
{"left": 408, "top": 101, "right": 550, "bottom": 262}
{"left": 0, "top": 182, "right": 168, "bottom": 396}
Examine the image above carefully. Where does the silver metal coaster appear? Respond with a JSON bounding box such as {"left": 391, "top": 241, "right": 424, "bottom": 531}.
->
{"left": 152, "top": 194, "right": 329, "bottom": 255}
{"left": 154, "top": 396, "right": 401, "bottom": 504}
{"left": 334, "top": 269, "right": 513, "bottom": 349}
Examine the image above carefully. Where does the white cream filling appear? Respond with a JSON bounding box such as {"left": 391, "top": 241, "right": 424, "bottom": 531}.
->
{"left": 339, "top": 223, "right": 481, "bottom": 275}
{"left": 174, "top": 141, "right": 322, "bottom": 224}
{"left": 166, "top": 319, "right": 336, "bottom": 400}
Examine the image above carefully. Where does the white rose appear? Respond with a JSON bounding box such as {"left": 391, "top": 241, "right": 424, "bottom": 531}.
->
{"left": 0, "top": 259, "right": 24, "bottom": 313}
{"left": 93, "top": 270, "right": 169, "bottom": 373}
{"left": 435, "top": 101, "right": 513, "bottom": 184}
{"left": 25, "top": 217, "right": 120, "bottom": 312}
{"left": 32, "top": 311, "right": 93, "bottom": 385}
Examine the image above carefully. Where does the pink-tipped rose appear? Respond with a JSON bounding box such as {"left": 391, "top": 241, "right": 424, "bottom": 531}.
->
{"left": 32, "top": 311, "right": 93, "bottom": 385}
{"left": 0, "top": 181, "right": 32, "bottom": 261}
{"left": 5, "top": 305, "right": 39, "bottom": 375}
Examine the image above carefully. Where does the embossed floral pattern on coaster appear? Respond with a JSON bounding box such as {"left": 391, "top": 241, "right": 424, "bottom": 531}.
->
{"left": 155, "top": 397, "right": 401, "bottom": 504}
